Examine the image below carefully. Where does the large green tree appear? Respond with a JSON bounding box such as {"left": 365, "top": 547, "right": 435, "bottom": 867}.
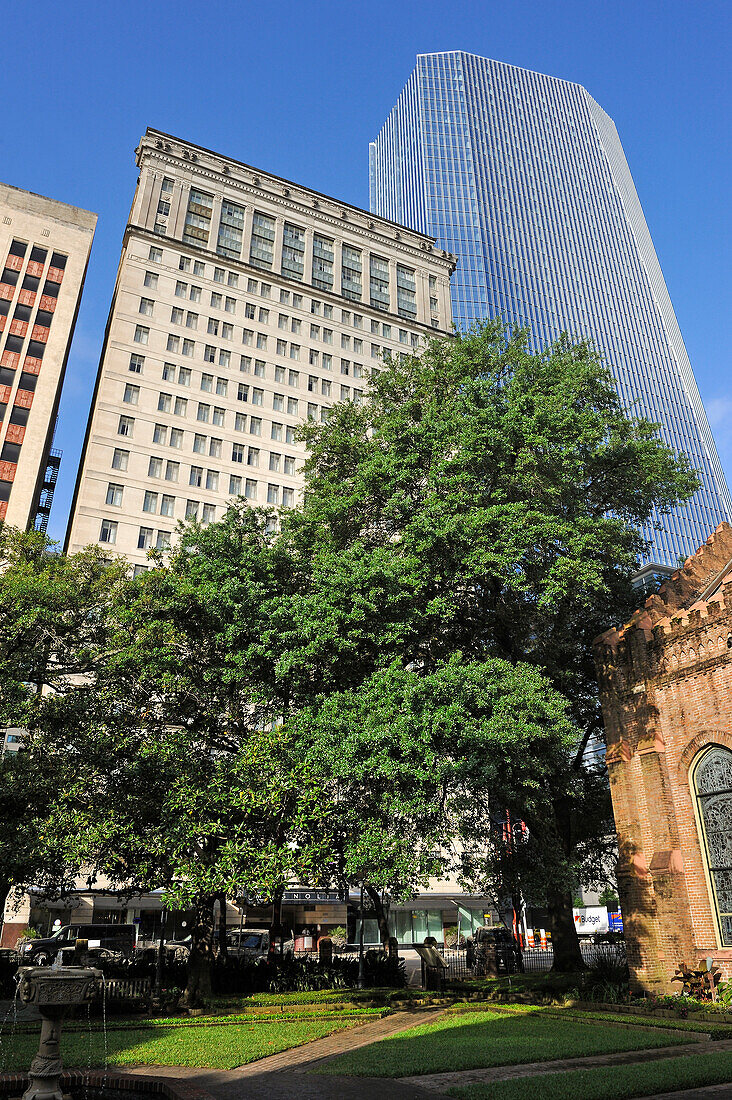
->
{"left": 276, "top": 320, "right": 697, "bottom": 968}
{"left": 0, "top": 528, "right": 126, "bottom": 924}
{"left": 0, "top": 518, "right": 326, "bottom": 1001}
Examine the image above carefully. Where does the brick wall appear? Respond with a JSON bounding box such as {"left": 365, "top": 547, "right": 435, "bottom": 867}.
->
{"left": 594, "top": 522, "right": 732, "bottom": 992}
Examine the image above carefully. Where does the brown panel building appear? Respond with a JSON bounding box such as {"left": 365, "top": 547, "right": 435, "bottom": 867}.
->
{"left": 594, "top": 523, "right": 732, "bottom": 992}
{"left": 0, "top": 183, "right": 96, "bottom": 531}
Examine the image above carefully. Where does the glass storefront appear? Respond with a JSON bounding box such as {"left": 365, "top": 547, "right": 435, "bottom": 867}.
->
{"left": 394, "top": 909, "right": 445, "bottom": 944}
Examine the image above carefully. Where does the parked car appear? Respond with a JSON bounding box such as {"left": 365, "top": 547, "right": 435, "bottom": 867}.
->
{"left": 227, "top": 928, "right": 294, "bottom": 957}
{"left": 17, "top": 924, "right": 136, "bottom": 966}
{"left": 226, "top": 929, "right": 270, "bottom": 958}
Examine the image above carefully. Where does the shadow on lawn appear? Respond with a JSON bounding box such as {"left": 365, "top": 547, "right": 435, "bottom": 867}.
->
{"left": 310, "top": 1005, "right": 693, "bottom": 1079}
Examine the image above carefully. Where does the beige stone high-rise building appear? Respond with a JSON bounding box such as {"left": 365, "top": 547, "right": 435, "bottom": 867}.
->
{"left": 0, "top": 184, "right": 96, "bottom": 530}
{"left": 66, "top": 129, "right": 455, "bottom": 566}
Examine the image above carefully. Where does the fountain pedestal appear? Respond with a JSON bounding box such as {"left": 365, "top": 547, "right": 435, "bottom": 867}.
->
{"left": 17, "top": 967, "right": 102, "bottom": 1100}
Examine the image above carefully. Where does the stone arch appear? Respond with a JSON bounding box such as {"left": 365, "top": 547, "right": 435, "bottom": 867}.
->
{"left": 679, "top": 731, "right": 732, "bottom": 777}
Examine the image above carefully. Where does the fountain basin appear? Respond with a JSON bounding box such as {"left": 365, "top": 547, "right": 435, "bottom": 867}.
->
{"left": 17, "top": 967, "right": 102, "bottom": 1009}
{"left": 0, "top": 1073, "right": 216, "bottom": 1100}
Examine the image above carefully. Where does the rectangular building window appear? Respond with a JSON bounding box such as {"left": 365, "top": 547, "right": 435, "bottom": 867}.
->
{"left": 124, "top": 383, "right": 140, "bottom": 405}
{"left": 143, "top": 490, "right": 158, "bottom": 513}
{"left": 160, "top": 494, "right": 175, "bottom": 517}
{"left": 99, "top": 519, "right": 117, "bottom": 544}
{"left": 174, "top": 396, "right": 188, "bottom": 416}
{"left": 118, "top": 415, "right": 134, "bottom": 436}
{"left": 106, "top": 483, "right": 123, "bottom": 507}
{"left": 183, "top": 188, "right": 214, "bottom": 247}
{"left": 250, "top": 211, "right": 275, "bottom": 269}
{"left": 249, "top": 416, "right": 262, "bottom": 435}
{"left": 342, "top": 245, "right": 362, "bottom": 300}
{"left": 129, "top": 354, "right": 144, "bottom": 373}
{"left": 245, "top": 479, "right": 257, "bottom": 499}
{"left": 112, "top": 448, "right": 129, "bottom": 471}
{"left": 396, "top": 264, "right": 417, "bottom": 319}
{"left": 138, "top": 527, "right": 153, "bottom": 550}
{"left": 217, "top": 199, "right": 246, "bottom": 259}
{"left": 134, "top": 325, "right": 149, "bottom": 344}
{"left": 312, "top": 234, "right": 334, "bottom": 290}
{"left": 282, "top": 222, "right": 305, "bottom": 280}
{"left": 153, "top": 423, "right": 167, "bottom": 445}
{"left": 229, "top": 475, "right": 242, "bottom": 495}
{"left": 370, "top": 255, "right": 390, "bottom": 311}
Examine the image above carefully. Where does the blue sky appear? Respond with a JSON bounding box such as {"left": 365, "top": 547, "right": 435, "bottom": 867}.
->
{"left": 3, "top": 0, "right": 729, "bottom": 542}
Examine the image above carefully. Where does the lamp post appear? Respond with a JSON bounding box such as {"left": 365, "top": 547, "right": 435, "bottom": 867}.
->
{"left": 357, "top": 883, "right": 366, "bottom": 989}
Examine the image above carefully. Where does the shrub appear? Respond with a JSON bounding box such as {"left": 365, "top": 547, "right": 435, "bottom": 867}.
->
{"left": 329, "top": 926, "right": 348, "bottom": 949}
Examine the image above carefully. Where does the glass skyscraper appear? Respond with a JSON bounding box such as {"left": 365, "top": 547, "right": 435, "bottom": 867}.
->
{"left": 369, "top": 51, "right": 731, "bottom": 568}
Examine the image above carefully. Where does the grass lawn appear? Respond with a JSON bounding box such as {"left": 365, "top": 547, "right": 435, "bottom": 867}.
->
{"left": 0, "top": 1017, "right": 356, "bottom": 1071}
{"left": 314, "top": 1007, "right": 693, "bottom": 1078}
{"left": 448, "top": 1050, "right": 732, "bottom": 1100}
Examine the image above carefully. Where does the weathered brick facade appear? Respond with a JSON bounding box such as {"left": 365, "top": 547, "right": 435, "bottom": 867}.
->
{"left": 594, "top": 523, "right": 732, "bottom": 993}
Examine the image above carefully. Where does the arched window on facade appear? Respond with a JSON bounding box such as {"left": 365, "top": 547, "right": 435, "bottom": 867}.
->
{"left": 692, "top": 746, "right": 732, "bottom": 947}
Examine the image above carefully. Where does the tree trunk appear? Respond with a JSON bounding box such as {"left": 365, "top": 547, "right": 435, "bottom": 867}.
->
{"left": 546, "top": 884, "right": 585, "bottom": 972}
{"left": 183, "top": 896, "right": 216, "bottom": 1007}
{"left": 365, "top": 885, "right": 395, "bottom": 955}
{"left": 217, "top": 892, "right": 228, "bottom": 960}
{"left": 268, "top": 886, "right": 284, "bottom": 957}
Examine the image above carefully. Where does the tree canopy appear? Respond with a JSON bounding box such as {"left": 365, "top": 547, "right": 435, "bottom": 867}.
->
{"left": 0, "top": 320, "right": 698, "bottom": 978}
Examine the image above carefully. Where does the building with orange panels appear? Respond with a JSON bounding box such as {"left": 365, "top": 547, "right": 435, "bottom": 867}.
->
{"left": 0, "top": 183, "right": 96, "bottom": 531}
{"left": 594, "top": 523, "right": 732, "bottom": 992}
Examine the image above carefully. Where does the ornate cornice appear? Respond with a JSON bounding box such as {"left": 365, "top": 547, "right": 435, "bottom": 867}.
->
{"left": 137, "top": 133, "right": 456, "bottom": 272}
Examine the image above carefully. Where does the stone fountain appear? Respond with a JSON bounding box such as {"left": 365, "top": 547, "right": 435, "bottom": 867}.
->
{"left": 16, "top": 966, "right": 102, "bottom": 1100}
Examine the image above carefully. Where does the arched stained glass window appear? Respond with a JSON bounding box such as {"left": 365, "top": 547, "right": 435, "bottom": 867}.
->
{"left": 693, "top": 746, "right": 732, "bottom": 947}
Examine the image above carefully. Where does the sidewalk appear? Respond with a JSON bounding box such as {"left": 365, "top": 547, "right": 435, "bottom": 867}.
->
{"left": 125, "top": 1007, "right": 445, "bottom": 1100}
{"left": 400, "top": 1037, "right": 732, "bottom": 1092}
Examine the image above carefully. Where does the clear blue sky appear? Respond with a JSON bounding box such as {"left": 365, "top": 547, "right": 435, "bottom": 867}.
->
{"left": 3, "top": 0, "right": 729, "bottom": 542}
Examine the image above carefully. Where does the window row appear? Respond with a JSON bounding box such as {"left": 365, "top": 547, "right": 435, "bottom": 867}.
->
{"left": 147, "top": 245, "right": 430, "bottom": 343}
{"left": 128, "top": 352, "right": 368, "bottom": 390}
{"left": 150, "top": 207, "right": 425, "bottom": 318}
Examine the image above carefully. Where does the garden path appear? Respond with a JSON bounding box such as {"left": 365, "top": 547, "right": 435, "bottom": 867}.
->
{"left": 399, "top": 1037, "right": 732, "bottom": 1092}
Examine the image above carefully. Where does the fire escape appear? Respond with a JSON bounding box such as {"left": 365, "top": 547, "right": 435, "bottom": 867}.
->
{"left": 33, "top": 447, "right": 61, "bottom": 534}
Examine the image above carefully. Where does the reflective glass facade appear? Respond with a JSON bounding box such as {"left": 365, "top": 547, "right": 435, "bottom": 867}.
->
{"left": 369, "top": 52, "right": 731, "bottom": 567}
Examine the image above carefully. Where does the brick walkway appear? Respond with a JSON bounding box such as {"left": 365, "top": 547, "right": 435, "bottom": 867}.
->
{"left": 125, "top": 1007, "right": 444, "bottom": 1099}
{"left": 99, "top": 1008, "right": 732, "bottom": 1099}
{"left": 399, "top": 1037, "right": 732, "bottom": 1092}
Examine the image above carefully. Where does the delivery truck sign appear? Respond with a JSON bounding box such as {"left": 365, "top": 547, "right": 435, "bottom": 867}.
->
{"left": 572, "top": 906, "right": 610, "bottom": 934}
